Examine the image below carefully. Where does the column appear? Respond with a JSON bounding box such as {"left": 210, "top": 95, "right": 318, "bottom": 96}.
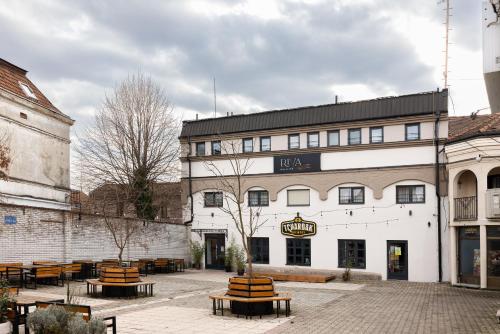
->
{"left": 480, "top": 224, "right": 488, "bottom": 288}
{"left": 450, "top": 226, "right": 457, "bottom": 285}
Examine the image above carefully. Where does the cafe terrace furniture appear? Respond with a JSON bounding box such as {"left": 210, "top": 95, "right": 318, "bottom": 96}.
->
{"left": 23, "top": 265, "right": 63, "bottom": 289}
{"left": 8, "top": 296, "right": 64, "bottom": 334}
{"left": 86, "top": 267, "right": 155, "bottom": 298}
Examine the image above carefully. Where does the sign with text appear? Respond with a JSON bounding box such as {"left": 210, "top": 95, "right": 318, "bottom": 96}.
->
{"left": 273, "top": 153, "right": 320, "bottom": 174}
{"left": 4, "top": 216, "right": 16, "bottom": 225}
{"left": 281, "top": 214, "right": 317, "bottom": 238}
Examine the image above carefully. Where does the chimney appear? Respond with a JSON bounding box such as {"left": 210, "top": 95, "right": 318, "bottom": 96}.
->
{"left": 483, "top": 1, "right": 500, "bottom": 113}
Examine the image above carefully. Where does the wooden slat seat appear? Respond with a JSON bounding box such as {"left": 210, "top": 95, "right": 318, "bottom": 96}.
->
{"left": 62, "top": 263, "right": 82, "bottom": 281}
{"left": 209, "top": 293, "right": 292, "bottom": 318}
{"left": 0, "top": 263, "right": 23, "bottom": 287}
{"left": 24, "top": 266, "right": 63, "bottom": 289}
{"left": 32, "top": 261, "right": 59, "bottom": 265}
{"left": 86, "top": 279, "right": 155, "bottom": 298}
{"left": 255, "top": 272, "right": 336, "bottom": 283}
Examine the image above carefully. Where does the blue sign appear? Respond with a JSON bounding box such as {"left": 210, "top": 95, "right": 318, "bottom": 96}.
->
{"left": 4, "top": 216, "right": 16, "bottom": 225}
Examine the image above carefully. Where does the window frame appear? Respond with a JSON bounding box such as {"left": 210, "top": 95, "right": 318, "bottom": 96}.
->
{"left": 405, "top": 123, "right": 421, "bottom": 141}
{"left": 369, "top": 126, "right": 384, "bottom": 144}
{"left": 338, "top": 239, "right": 366, "bottom": 269}
{"left": 286, "top": 238, "right": 311, "bottom": 266}
{"left": 248, "top": 237, "right": 270, "bottom": 264}
{"left": 19, "top": 82, "right": 37, "bottom": 99}
{"left": 307, "top": 132, "right": 320, "bottom": 148}
{"left": 248, "top": 190, "right": 269, "bottom": 207}
{"left": 242, "top": 138, "right": 254, "bottom": 153}
{"left": 339, "top": 187, "right": 365, "bottom": 205}
{"left": 348, "top": 128, "right": 362, "bottom": 145}
{"left": 195, "top": 142, "right": 206, "bottom": 156}
{"left": 204, "top": 191, "right": 223, "bottom": 208}
{"left": 287, "top": 189, "right": 310, "bottom": 207}
{"left": 260, "top": 136, "right": 271, "bottom": 152}
{"left": 288, "top": 134, "right": 300, "bottom": 150}
{"left": 396, "top": 185, "right": 426, "bottom": 204}
{"left": 327, "top": 130, "right": 340, "bottom": 147}
{"left": 211, "top": 140, "right": 221, "bottom": 155}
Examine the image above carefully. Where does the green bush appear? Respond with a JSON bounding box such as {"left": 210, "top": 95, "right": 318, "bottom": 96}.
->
{"left": 27, "top": 305, "right": 106, "bottom": 334}
{"left": 190, "top": 240, "right": 205, "bottom": 268}
{"left": 0, "top": 278, "right": 13, "bottom": 324}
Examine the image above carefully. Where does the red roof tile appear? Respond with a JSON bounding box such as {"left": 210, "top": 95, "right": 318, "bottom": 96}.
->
{"left": 448, "top": 113, "right": 500, "bottom": 142}
{"left": 0, "top": 58, "right": 61, "bottom": 114}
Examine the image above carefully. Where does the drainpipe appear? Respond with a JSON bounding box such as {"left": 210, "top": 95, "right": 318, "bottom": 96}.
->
{"left": 184, "top": 137, "right": 194, "bottom": 226}
{"left": 434, "top": 90, "right": 443, "bottom": 282}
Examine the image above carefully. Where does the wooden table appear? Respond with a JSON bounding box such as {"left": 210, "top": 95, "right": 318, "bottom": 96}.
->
{"left": 11, "top": 295, "right": 65, "bottom": 334}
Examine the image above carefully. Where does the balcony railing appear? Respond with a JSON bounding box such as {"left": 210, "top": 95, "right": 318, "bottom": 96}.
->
{"left": 454, "top": 196, "right": 477, "bottom": 221}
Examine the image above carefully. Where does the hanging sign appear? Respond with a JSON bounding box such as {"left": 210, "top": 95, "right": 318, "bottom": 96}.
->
{"left": 274, "top": 153, "right": 320, "bottom": 174}
{"left": 4, "top": 216, "right": 16, "bottom": 225}
{"left": 281, "top": 214, "right": 316, "bottom": 238}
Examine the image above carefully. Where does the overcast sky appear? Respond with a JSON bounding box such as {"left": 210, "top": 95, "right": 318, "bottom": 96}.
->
{"left": 0, "top": 0, "right": 490, "bottom": 134}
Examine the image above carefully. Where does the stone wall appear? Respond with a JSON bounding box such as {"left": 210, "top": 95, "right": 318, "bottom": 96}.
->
{"left": 0, "top": 204, "right": 190, "bottom": 264}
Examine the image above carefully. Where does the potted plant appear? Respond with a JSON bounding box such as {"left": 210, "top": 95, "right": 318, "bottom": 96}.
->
{"left": 190, "top": 241, "right": 205, "bottom": 270}
{"left": 342, "top": 259, "right": 353, "bottom": 282}
{"left": 235, "top": 246, "right": 246, "bottom": 276}
{"left": 224, "top": 238, "right": 236, "bottom": 272}
{"left": 0, "top": 279, "right": 13, "bottom": 334}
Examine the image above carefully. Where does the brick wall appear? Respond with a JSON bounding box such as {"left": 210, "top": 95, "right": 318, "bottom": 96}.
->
{"left": 0, "top": 204, "right": 190, "bottom": 264}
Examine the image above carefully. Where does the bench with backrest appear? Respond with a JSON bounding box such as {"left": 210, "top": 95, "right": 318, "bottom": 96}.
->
{"left": 24, "top": 266, "right": 63, "bottom": 289}
{"left": 35, "top": 301, "right": 117, "bottom": 334}
{"left": 62, "top": 263, "right": 82, "bottom": 281}
{"left": 154, "top": 259, "right": 171, "bottom": 273}
{"left": 32, "top": 261, "right": 59, "bottom": 265}
{"left": 0, "top": 263, "right": 23, "bottom": 287}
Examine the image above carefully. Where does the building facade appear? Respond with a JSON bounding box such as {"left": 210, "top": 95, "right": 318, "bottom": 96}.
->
{"left": 181, "top": 90, "right": 450, "bottom": 282}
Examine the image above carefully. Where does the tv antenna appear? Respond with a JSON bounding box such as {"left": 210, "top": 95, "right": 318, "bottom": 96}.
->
{"left": 213, "top": 77, "right": 217, "bottom": 118}
{"left": 439, "top": 0, "right": 452, "bottom": 88}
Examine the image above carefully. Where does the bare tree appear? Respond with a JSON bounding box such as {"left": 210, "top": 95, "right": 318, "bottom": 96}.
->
{"left": 77, "top": 73, "right": 179, "bottom": 219}
{"left": 0, "top": 133, "right": 11, "bottom": 180}
{"left": 204, "top": 140, "right": 267, "bottom": 278}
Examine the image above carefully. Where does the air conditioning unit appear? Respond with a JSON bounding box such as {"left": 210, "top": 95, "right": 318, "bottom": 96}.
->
{"left": 486, "top": 189, "right": 500, "bottom": 218}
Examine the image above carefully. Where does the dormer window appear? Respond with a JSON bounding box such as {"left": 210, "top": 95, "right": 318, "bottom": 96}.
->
{"left": 19, "top": 82, "right": 37, "bottom": 99}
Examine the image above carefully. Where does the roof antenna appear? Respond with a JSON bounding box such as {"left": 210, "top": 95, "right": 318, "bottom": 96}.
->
{"left": 213, "top": 77, "right": 217, "bottom": 118}
{"left": 471, "top": 107, "right": 491, "bottom": 119}
{"left": 335, "top": 95, "right": 338, "bottom": 104}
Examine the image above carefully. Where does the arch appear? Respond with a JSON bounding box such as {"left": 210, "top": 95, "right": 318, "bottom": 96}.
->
{"left": 453, "top": 169, "right": 477, "bottom": 198}
{"left": 273, "top": 184, "right": 322, "bottom": 202}
{"left": 487, "top": 166, "right": 500, "bottom": 189}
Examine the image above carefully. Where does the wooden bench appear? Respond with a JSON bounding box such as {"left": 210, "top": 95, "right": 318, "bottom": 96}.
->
{"left": 209, "top": 293, "right": 291, "bottom": 318}
{"left": 35, "top": 301, "right": 117, "bottom": 334}
{"left": 0, "top": 263, "right": 23, "bottom": 287}
{"left": 154, "top": 259, "right": 174, "bottom": 273}
{"left": 86, "top": 279, "right": 155, "bottom": 298}
{"left": 62, "top": 263, "right": 82, "bottom": 281}
{"left": 174, "top": 259, "right": 185, "bottom": 272}
{"left": 32, "top": 261, "right": 59, "bottom": 265}
{"left": 24, "top": 266, "right": 63, "bottom": 289}
{"left": 255, "top": 272, "right": 336, "bottom": 283}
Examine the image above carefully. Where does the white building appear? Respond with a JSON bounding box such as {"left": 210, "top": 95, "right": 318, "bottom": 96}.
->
{"left": 0, "top": 58, "right": 73, "bottom": 210}
{"left": 181, "top": 90, "right": 450, "bottom": 282}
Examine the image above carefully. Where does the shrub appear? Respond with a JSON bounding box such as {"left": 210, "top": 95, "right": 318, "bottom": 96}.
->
{"left": 0, "top": 278, "right": 14, "bottom": 324}
{"left": 190, "top": 240, "right": 205, "bottom": 268}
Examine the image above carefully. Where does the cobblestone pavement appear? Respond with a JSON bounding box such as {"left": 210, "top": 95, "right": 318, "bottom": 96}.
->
{"left": 16, "top": 271, "right": 500, "bottom": 333}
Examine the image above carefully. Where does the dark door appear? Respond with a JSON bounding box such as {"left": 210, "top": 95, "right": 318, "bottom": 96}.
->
{"left": 387, "top": 240, "right": 408, "bottom": 280}
{"left": 458, "top": 226, "right": 480, "bottom": 285}
{"left": 205, "top": 234, "right": 225, "bottom": 270}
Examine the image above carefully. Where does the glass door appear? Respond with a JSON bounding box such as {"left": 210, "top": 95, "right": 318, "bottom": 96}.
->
{"left": 487, "top": 226, "right": 500, "bottom": 289}
{"left": 205, "top": 234, "right": 225, "bottom": 270}
{"left": 458, "top": 227, "right": 480, "bottom": 286}
{"left": 387, "top": 240, "right": 408, "bottom": 280}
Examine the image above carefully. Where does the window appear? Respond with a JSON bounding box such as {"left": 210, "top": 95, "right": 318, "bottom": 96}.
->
{"left": 211, "top": 141, "right": 221, "bottom": 155}
{"left": 287, "top": 238, "right": 311, "bottom": 266}
{"left": 196, "top": 142, "right": 205, "bottom": 156}
{"left": 338, "top": 240, "right": 366, "bottom": 269}
{"left": 243, "top": 138, "right": 253, "bottom": 153}
{"left": 260, "top": 136, "right": 271, "bottom": 151}
{"left": 288, "top": 134, "right": 300, "bottom": 149}
{"left": 396, "top": 185, "right": 425, "bottom": 204}
{"left": 20, "top": 112, "right": 27, "bottom": 120}
{"left": 370, "top": 127, "right": 384, "bottom": 143}
{"left": 19, "top": 82, "right": 37, "bottom": 99}
{"left": 248, "top": 237, "right": 269, "bottom": 264}
{"left": 348, "top": 128, "right": 361, "bottom": 145}
{"left": 405, "top": 123, "right": 420, "bottom": 141}
{"left": 307, "top": 132, "right": 319, "bottom": 148}
{"left": 248, "top": 190, "right": 269, "bottom": 207}
{"left": 204, "top": 192, "right": 223, "bottom": 207}
{"left": 327, "top": 130, "right": 339, "bottom": 146}
{"left": 287, "top": 189, "right": 310, "bottom": 206}
{"left": 339, "top": 187, "right": 365, "bottom": 204}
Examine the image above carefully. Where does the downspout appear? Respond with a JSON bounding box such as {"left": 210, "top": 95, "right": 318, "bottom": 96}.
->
{"left": 434, "top": 90, "right": 443, "bottom": 282}
{"left": 184, "top": 136, "right": 194, "bottom": 226}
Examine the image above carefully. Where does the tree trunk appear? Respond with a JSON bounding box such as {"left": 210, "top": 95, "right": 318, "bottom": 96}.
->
{"left": 118, "top": 248, "right": 124, "bottom": 267}
{"left": 246, "top": 249, "right": 253, "bottom": 278}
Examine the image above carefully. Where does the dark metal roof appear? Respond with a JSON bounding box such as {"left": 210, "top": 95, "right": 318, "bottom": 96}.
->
{"left": 180, "top": 90, "right": 448, "bottom": 138}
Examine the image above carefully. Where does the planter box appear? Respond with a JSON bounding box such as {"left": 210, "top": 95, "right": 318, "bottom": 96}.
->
{"left": 227, "top": 276, "right": 275, "bottom": 316}
{"left": 99, "top": 267, "right": 140, "bottom": 283}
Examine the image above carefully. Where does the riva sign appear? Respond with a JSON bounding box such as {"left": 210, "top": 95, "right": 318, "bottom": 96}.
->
{"left": 281, "top": 214, "right": 317, "bottom": 238}
{"left": 273, "top": 153, "right": 321, "bottom": 174}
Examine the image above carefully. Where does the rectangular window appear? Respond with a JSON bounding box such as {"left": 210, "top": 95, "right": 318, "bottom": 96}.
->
{"left": 243, "top": 138, "right": 253, "bottom": 153}
{"left": 327, "top": 130, "right": 339, "bottom": 146}
{"left": 288, "top": 134, "right": 300, "bottom": 149}
{"left": 307, "top": 132, "right": 320, "bottom": 148}
{"left": 370, "top": 127, "right": 384, "bottom": 143}
{"left": 248, "top": 237, "right": 269, "bottom": 264}
{"left": 339, "top": 187, "right": 365, "bottom": 204}
{"left": 260, "top": 136, "right": 271, "bottom": 152}
{"left": 204, "top": 192, "right": 223, "bottom": 207}
{"left": 338, "top": 240, "right": 366, "bottom": 269}
{"left": 348, "top": 128, "right": 361, "bottom": 145}
{"left": 248, "top": 190, "right": 269, "bottom": 207}
{"left": 396, "top": 185, "right": 425, "bottom": 204}
{"left": 211, "top": 141, "right": 221, "bottom": 155}
{"left": 287, "top": 238, "right": 311, "bottom": 266}
{"left": 196, "top": 142, "right": 205, "bottom": 156}
{"left": 287, "top": 189, "right": 310, "bottom": 206}
{"left": 405, "top": 123, "right": 420, "bottom": 141}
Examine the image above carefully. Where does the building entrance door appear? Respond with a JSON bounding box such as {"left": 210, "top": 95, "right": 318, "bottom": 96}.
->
{"left": 387, "top": 240, "right": 408, "bottom": 280}
{"left": 458, "top": 226, "right": 480, "bottom": 286}
{"left": 205, "top": 234, "right": 225, "bottom": 270}
{"left": 487, "top": 226, "right": 500, "bottom": 289}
